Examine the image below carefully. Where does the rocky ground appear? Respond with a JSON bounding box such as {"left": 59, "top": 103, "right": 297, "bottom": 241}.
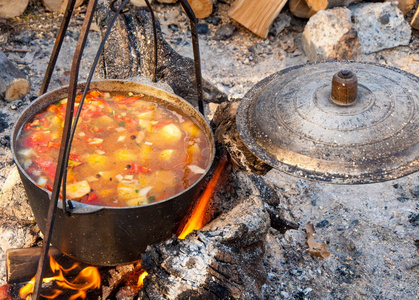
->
{"left": 0, "top": 0, "right": 419, "bottom": 299}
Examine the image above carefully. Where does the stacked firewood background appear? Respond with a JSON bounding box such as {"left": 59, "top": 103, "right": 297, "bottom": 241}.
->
{"left": 2, "top": 1, "right": 418, "bottom": 37}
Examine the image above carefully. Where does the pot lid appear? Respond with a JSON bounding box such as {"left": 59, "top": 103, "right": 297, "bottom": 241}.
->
{"left": 236, "top": 61, "right": 419, "bottom": 184}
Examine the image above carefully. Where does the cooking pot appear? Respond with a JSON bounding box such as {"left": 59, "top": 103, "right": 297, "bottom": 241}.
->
{"left": 11, "top": 80, "right": 215, "bottom": 266}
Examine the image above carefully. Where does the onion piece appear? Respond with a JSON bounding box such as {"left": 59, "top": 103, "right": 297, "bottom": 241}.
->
{"left": 115, "top": 174, "right": 124, "bottom": 181}
{"left": 18, "top": 148, "right": 33, "bottom": 158}
{"left": 88, "top": 138, "right": 103, "bottom": 144}
{"left": 188, "top": 165, "right": 206, "bottom": 174}
{"left": 117, "top": 135, "right": 126, "bottom": 142}
{"left": 138, "top": 186, "right": 153, "bottom": 196}
{"left": 95, "top": 149, "right": 106, "bottom": 155}
{"left": 115, "top": 127, "right": 126, "bottom": 132}
{"left": 85, "top": 176, "right": 99, "bottom": 182}
{"left": 37, "top": 176, "right": 48, "bottom": 187}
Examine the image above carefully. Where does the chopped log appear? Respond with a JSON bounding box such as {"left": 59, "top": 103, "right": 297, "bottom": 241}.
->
{"left": 289, "top": 0, "right": 328, "bottom": 19}
{"left": 6, "top": 247, "right": 89, "bottom": 284}
{"left": 385, "top": 0, "right": 415, "bottom": 15}
{"left": 0, "top": 50, "right": 30, "bottom": 102}
{"left": 42, "top": 0, "right": 84, "bottom": 13}
{"left": 94, "top": 0, "right": 227, "bottom": 108}
{"left": 0, "top": 0, "right": 28, "bottom": 19}
{"left": 189, "top": 0, "right": 215, "bottom": 19}
{"left": 412, "top": 7, "right": 419, "bottom": 30}
{"left": 228, "top": 0, "right": 287, "bottom": 38}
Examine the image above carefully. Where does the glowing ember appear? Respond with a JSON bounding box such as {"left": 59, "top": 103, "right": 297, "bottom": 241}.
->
{"left": 178, "top": 157, "right": 227, "bottom": 239}
{"left": 19, "top": 256, "right": 100, "bottom": 300}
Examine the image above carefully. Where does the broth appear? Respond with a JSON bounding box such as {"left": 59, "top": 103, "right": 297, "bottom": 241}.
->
{"left": 16, "top": 90, "right": 211, "bottom": 207}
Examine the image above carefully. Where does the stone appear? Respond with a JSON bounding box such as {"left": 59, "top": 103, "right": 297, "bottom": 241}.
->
{"left": 350, "top": 2, "right": 411, "bottom": 53}
{"left": 302, "top": 7, "right": 360, "bottom": 61}
{"left": 213, "top": 24, "right": 236, "bottom": 40}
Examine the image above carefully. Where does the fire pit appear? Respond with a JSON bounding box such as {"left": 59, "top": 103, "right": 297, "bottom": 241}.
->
{"left": 1, "top": 1, "right": 419, "bottom": 299}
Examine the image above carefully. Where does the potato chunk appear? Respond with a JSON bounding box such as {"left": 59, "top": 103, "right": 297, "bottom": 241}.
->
{"left": 67, "top": 180, "right": 91, "bottom": 199}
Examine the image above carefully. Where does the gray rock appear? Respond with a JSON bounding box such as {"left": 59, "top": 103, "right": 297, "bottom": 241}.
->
{"left": 214, "top": 24, "right": 236, "bottom": 41}
{"left": 350, "top": 2, "right": 411, "bottom": 53}
{"left": 302, "top": 7, "right": 360, "bottom": 61}
{"left": 302, "top": 2, "right": 411, "bottom": 61}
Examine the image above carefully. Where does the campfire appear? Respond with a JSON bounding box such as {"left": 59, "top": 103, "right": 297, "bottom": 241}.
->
{"left": 1, "top": 0, "right": 419, "bottom": 299}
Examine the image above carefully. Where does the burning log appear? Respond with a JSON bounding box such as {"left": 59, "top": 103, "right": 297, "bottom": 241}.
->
{"left": 94, "top": 0, "right": 227, "bottom": 108}
{"left": 6, "top": 247, "right": 89, "bottom": 284}
{"left": 228, "top": 0, "right": 287, "bottom": 38}
{"left": 0, "top": 50, "right": 30, "bottom": 102}
{"left": 139, "top": 194, "right": 270, "bottom": 299}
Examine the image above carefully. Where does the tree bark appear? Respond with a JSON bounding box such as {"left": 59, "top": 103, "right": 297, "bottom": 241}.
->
{"left": 229, "top": 0, "right": 287, "bottom": 38}
{"left": 0, "top": 50, "right": 30, "bottom": 102}
{"left": 0, "top": 0, "right": 28, "bottom": 19}
{"left": 94, "top": 0, "right": 227, "bottom": 108}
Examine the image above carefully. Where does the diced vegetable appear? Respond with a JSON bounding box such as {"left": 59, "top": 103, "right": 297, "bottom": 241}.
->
{"left": 88, "top": 138, "right": 103, "bottom": 144}
{"left": 138, "top": 110, "right": 154, "bottom": 120}
{"left": 86, "top": 154, "right": 109, "bottom": 168}
{"left": 159, "top": 149, "right": 174, "bottom": 161}
{"left": 181, "top": 121, "right": 202, "bottom": 138}
{"left": 37, "top": 176, "right": 48, "bottom": 187}
{"left": 188, "top": 165, "right": 206, "bottom": 174}
{"left": 159, "top": 124, "right": 182, "bottom": 142}
{"left": 67, "top": 180, "right": 91, "bottom": 199}
{"left": 117, "top": 180, "right": 142, "bottom": 200}
{"left": 114, "top": 149, "right": 138, "bottom": 161}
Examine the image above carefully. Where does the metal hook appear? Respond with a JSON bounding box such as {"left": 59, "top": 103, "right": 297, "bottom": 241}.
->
{"left": 111, "top": 0, "right": 130, "bottom": 14}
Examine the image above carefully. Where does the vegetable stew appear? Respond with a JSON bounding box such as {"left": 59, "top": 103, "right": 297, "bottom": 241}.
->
{"left": 16, "top": 90, "right": 211, "bottom": 207}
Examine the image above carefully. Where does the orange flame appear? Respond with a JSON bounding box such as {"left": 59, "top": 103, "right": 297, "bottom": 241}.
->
{"left": 19, "top": 256, "right": 101, "bottom": 300}
{"left": 137, "top": 270, "right": 149, "bottom": 288}
{"left": 178, "top": 157, "right": 227, "bottom": 239}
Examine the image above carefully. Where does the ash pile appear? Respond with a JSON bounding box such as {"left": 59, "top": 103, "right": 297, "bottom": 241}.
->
{"left": 1, "top": 1, "right": 419, "bottom": 299}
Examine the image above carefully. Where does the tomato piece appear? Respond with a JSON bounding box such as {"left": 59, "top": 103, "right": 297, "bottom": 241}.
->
{"left": 152, "top": 120, "right": 173, "bottom": 129}
{"left": 23, "top": 131, "right": 51, "bottom": 149}
{"left": 34, "top": 157, "right": 57, "bottom": 179}
{"left": 86, "top": 193, "right": 98, "bottom": 202}
{"left": 88, "top": 90, "right": 104, "bottom": 99}
{"left": 130, "top": 163, "right": 151, "bottom": 174}
{"left": 114, "top": 95, "right": 141, "bottom": 105}
{"left": 69, "top": 153, "right": 83, "bottom": 162}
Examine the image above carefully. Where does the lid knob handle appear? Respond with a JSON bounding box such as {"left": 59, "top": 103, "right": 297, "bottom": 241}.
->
{"left": 331, "top": 70, "right": 358, "bottom": 106}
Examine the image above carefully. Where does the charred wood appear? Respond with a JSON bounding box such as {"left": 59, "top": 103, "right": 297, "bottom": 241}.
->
{"left": 212, "top": 101, "right": 271, "bottom": 175}
{"left": 94, "top": 0, "right": 227, "bottom": 108}
{"left": 6, "top": 247, "right": 88, "bottom": 284}
{"left": 139, "top": 195, "right": 270, "bottom": 300}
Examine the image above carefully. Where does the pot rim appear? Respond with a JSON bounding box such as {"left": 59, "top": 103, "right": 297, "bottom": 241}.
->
{"left": 11, "top": 79, "right": 215, "bottom": 213}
